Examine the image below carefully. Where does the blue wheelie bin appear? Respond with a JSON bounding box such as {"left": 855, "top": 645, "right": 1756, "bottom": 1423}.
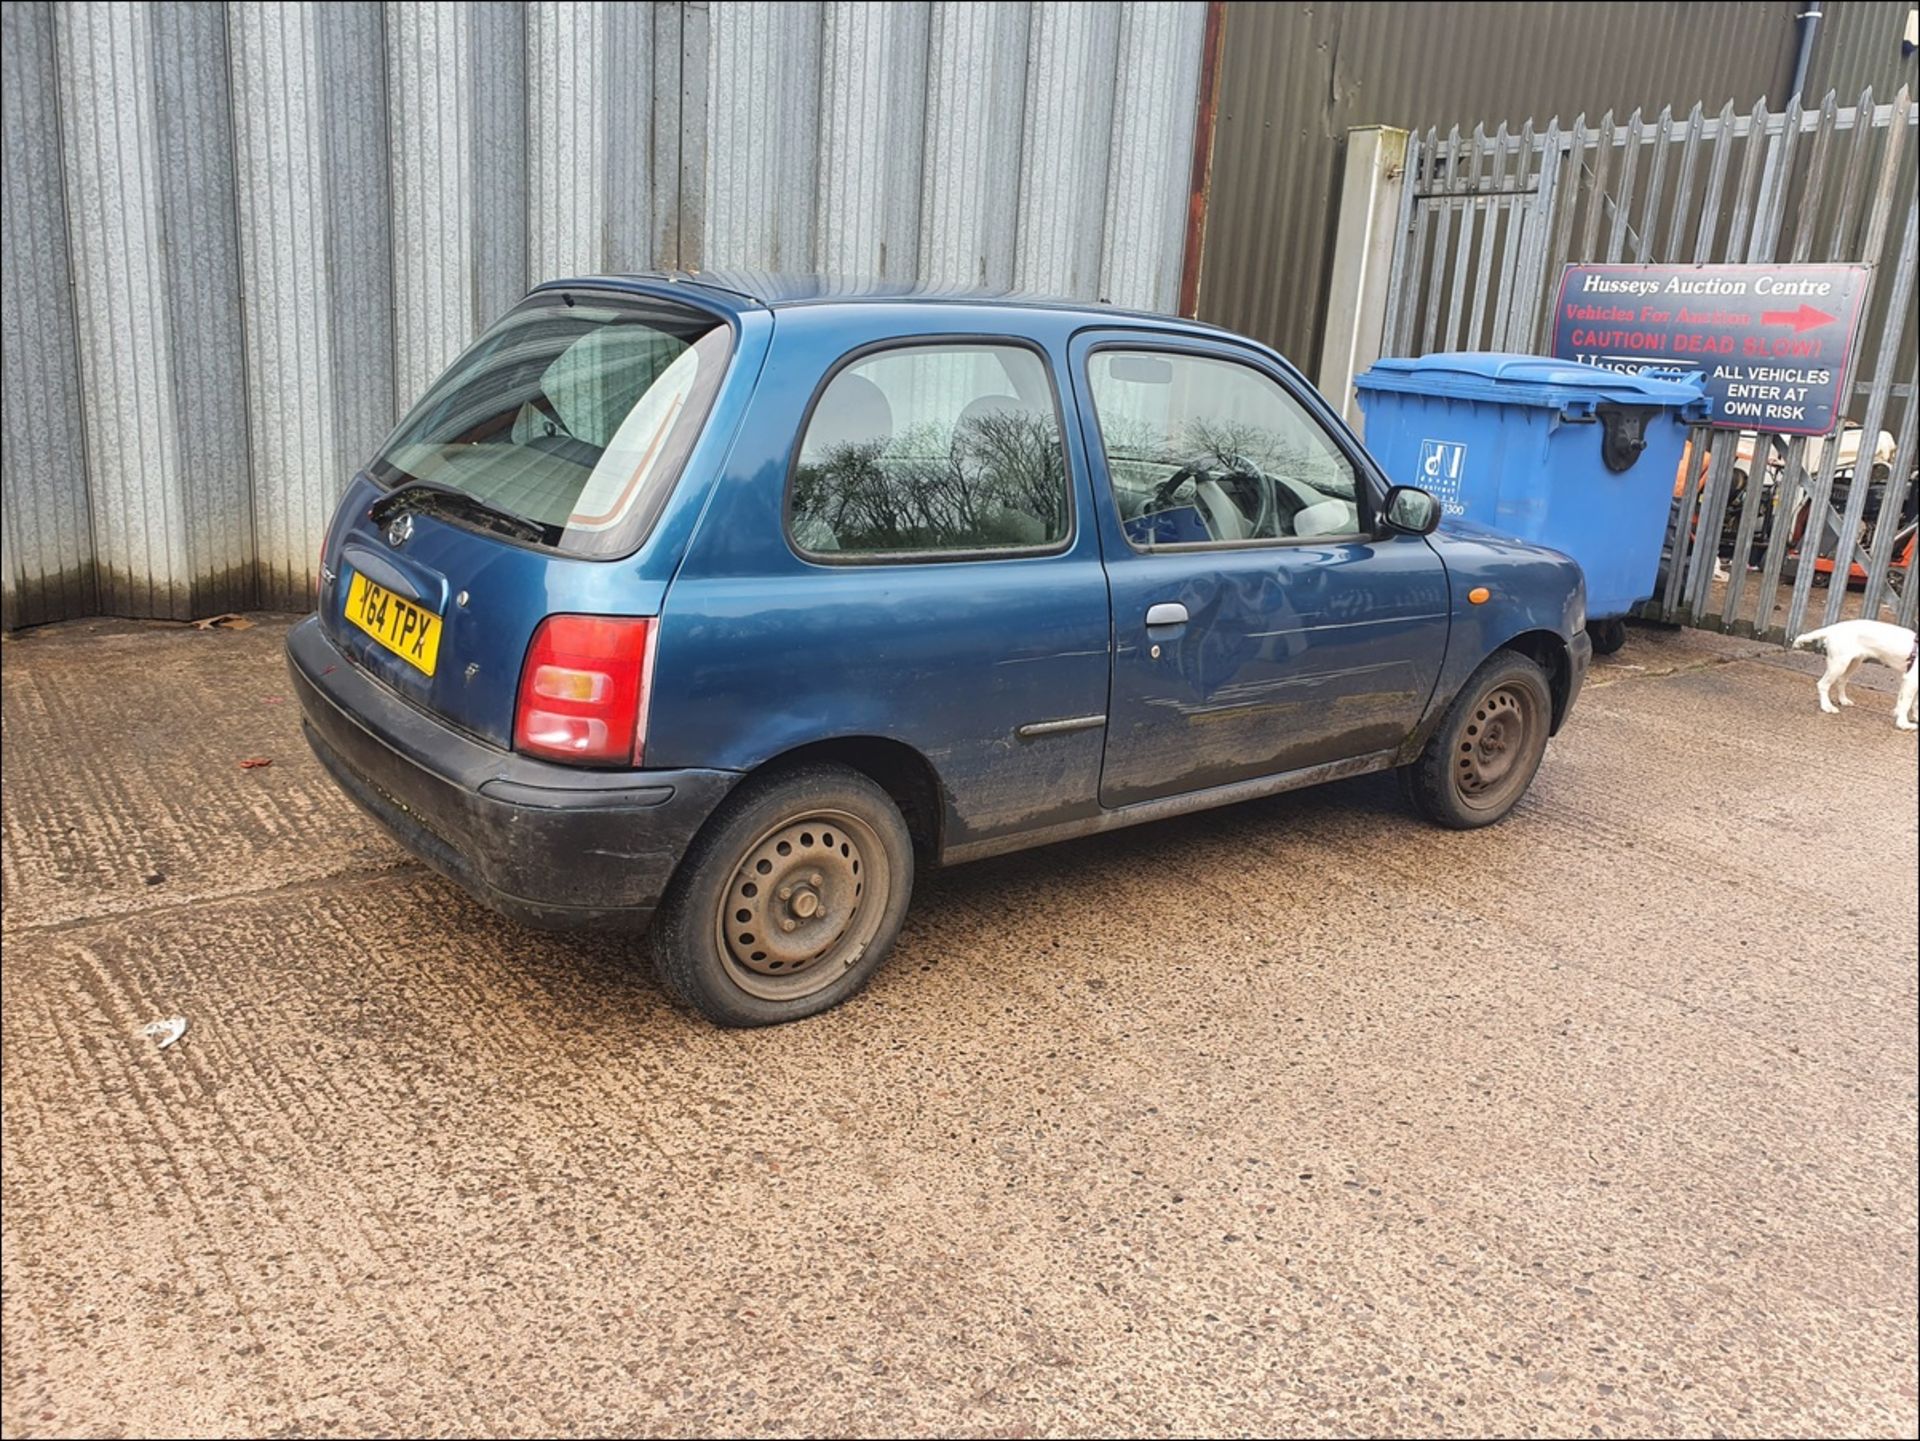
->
{"left": 1354, "top": 354, "right": 1709, "bottom": 654}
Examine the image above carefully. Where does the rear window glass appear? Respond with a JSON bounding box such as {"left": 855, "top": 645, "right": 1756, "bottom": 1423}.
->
{"left": 789, "top": 344, "right": 1071, "bottom": 559}
{"left": 369, "top": 291, "right": 731, "bottom": 558}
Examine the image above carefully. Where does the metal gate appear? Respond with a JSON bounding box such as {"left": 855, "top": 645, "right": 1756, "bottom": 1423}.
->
{"left": 1379, "top": 89, "right": 1918, "bottom": 642}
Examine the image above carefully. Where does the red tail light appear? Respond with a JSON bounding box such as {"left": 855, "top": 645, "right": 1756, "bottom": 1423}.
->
{"left": 514, "top": 615, "right": 654, "bottom": 766}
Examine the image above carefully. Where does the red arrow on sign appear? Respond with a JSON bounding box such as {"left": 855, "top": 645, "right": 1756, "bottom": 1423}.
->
{"left": 1760, "top": 303, "right": 1836, "bottom": 332}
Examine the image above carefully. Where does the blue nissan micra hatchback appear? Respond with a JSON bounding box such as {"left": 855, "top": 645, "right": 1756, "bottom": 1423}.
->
{"left": 290, "top": 273, "right": 1590, "bottom": 1026}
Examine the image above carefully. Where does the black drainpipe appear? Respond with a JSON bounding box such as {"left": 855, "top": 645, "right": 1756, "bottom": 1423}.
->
{"left": 1788, "top": 1, "right": 1824, "bottom": 104}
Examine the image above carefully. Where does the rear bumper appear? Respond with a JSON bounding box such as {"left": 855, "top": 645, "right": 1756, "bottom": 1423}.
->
{"left": 287, "top": 615, "right": 737, "bottom": 929}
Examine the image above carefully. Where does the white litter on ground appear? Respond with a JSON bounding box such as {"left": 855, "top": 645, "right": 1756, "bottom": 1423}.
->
{"left": 139, "top": 1017, "right": 187, "bottom": 1050}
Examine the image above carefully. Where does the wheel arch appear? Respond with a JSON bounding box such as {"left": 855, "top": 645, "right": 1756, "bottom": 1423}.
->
{"left": 745, "top": 736, "right": 947, "bottom": 861}
{"left": 1497, "top": 629, "right": 1574, "bottom": 733}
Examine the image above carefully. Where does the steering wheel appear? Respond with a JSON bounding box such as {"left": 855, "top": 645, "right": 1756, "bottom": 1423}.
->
{"left": 1150, "top": 452, "right": 1276, "bottom": 540}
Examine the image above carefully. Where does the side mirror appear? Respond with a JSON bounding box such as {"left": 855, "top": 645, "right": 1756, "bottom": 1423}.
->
{"left": 1382, "top": 485, "right": 1442, "bottom": 535}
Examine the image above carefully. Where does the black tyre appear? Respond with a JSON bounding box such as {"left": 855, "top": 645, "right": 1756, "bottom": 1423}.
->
{"left": 1401, "top": 650, "right": 1553, "bottom": 830}
{"left": 1587, "top": 617, "right": 1628, "bottom": 655}
{"left": 650, "top": 763, "right": 914, "bottom": 1027}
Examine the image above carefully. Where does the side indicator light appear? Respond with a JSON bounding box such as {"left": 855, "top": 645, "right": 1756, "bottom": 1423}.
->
{"left": 1468, "top": 586, "right": 1491, "bottom": 605}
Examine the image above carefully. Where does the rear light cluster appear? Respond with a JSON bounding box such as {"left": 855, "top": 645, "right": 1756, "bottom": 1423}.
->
{"left": 514, "top": 615, "right": 655, "bottom": 766}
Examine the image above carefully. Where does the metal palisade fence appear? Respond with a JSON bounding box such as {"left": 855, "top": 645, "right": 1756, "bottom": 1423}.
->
{"left": 1380, "top": 90, "right": 1919, "bottom": 643}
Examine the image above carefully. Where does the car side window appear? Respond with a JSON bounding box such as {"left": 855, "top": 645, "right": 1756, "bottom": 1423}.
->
{"left": 790, "top": 344, "right": 1071, "bottom": 558}
{"left": 1087, "top": 349, "right": 1364, "bottom": 549}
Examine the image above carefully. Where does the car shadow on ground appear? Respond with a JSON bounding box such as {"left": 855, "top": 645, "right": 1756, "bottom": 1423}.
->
{"left": 489, "top": 768, "right": 1420, "bottom": 1021}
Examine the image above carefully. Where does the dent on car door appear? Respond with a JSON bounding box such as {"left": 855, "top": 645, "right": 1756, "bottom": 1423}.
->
{"left": 1074, "top": 337, "right": 1452, "bottom": 808}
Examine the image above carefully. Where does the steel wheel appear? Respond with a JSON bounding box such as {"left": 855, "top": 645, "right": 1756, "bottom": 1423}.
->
{"left": 712, "top": 808, "right": 890, "bottom": 1003}
{"left": 1454, "top": 682, "right": 1543, "bottom": 813}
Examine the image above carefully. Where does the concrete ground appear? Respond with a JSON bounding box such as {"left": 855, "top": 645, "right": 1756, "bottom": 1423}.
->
{"left": 2, "top": 614, "right": 1915, "bottom": 1439}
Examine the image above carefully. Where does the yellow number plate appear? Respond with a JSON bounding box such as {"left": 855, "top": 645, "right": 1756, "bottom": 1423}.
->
{"left": 345, "top": 571, "right": 442, "bottom": 676}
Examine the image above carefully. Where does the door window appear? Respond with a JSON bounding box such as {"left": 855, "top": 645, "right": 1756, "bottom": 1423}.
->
{"left": 1087, "top": 350, "right": 1364, "bottom": 549}
{"left": 789, "top": 344, "right": 1071, "bottom": 558}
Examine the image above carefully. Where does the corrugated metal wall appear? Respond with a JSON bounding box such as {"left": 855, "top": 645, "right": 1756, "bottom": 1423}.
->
{"left": 1806, "top": 0, "right": 1920, "bottom": 100}
{"left": 0, "top": 0, "right": 1207, "bottom": 627}
{"left": 1198, "top": 0, "right": 1919, "bottom": 369}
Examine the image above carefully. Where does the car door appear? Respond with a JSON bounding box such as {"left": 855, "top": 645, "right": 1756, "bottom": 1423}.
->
{"left": 1071, "top": 331, "right": 1452, "bottom": 808}
{"left": 653, "top": 314, "right": 1115, "bottom": 855}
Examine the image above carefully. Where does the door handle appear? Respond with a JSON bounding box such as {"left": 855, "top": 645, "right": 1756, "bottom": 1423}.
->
{"left": 1145, "top": 602, "right": 1189, "bottom": 627}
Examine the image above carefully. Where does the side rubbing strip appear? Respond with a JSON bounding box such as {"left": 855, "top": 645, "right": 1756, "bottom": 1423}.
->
{"left": 1015, "top": 715, "right": 1108, "bottom": 741}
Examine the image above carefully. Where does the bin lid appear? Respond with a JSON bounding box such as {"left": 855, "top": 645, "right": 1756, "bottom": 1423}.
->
{"left": 1356, "top": 352, "right": 1709, "bottom": 418}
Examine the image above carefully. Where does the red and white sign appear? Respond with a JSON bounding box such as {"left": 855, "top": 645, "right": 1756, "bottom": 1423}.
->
{"left": 1551, "top": 263, "right": 1870, "bottom": 435}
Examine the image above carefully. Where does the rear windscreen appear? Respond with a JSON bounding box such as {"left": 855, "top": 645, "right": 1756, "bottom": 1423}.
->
{"left": 368, "top": 291, "right": 733, "bottom": 558}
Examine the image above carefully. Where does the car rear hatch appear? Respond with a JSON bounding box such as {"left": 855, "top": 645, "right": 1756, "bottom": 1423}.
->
{"left": 318, "top": 285, "right": 737, "bottom": 751}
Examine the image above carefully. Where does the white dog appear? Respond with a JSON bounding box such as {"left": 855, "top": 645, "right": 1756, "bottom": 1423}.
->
{"left": 1791, "top": 619, "right": 1919, "bottom": 730}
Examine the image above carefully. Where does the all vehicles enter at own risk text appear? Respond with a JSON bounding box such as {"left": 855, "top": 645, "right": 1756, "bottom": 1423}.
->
{"left": 1550, "top": 264, "right": 1869, "bottom": 436}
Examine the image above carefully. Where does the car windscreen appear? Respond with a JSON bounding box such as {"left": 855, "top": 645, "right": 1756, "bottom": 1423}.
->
{"left": 368, "top": 291, "right": 733, "bottom": 559}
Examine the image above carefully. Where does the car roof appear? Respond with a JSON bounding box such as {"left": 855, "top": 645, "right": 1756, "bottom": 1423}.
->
{"left": 532, "top": 268, "right": 1236, "bottom": 335}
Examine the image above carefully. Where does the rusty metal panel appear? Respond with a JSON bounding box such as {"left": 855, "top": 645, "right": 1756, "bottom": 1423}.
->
{"left": 528, "top": 0, "right": 601, "bottom": 281}
{"left": 230, "top": 0, "right": 334, "bottom": 615}
{"left": 1, "top": 1, "right": 93, "bottom": 628}
{"left": 317, "top": 0, "right": 396, "bottom": 528}
{"left": 390, "top": 2, "right": 480, "bottom": 405}
{"left": 651, "top": 0, "right": 705, "bottom": 270}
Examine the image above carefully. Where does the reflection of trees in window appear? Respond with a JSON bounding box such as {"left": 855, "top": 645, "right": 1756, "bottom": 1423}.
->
{"left": 793, "top": 410, "right": 1067, "bottom": 553}
{"left": 1180, "top": 417, "right": 1354, "bottom": 500}
{"left": 1095, "top": 367, "right": 1356, "bottom": 505}
{"left": 1096, "top": 412, "right": 1168, "bottom": 465}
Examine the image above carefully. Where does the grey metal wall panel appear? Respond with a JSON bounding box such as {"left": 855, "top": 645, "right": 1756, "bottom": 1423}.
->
{"left": 528, "top": 1, "right": 653, "bottom": 283}
{"left": 152, "top": 0, "right": 252, "bottom": 615}
{"left": 470, "top": 2, "right": 529, "bottom": 326}
{"left": 817, "top": 1, "right": 930, "bottom": 281}
{"left": 56, "top": 0, "right": 191, "bottom": 618}
{"left": 387, "top": 1, "right": 527, "bottom": 403}
{"left": 705, "top": 0, "right": 822, "bottom": 271}
{"left": 2, "top": 0, "right": 1204, "bottom": 625}
{"left": 650, "top": 0, "right": 689, "bottom": 268}
{"left": 529, "top": 0, "right": 607, "bottom": 281}
{"left": 1199, "top": 0, "right": 1819, "bottom": 366}
{"left": 313, "top": 2, "right": 394, "bottom": 610}
{"left": 1100, "top": 1, "right": 1206, "bottom": 312}
{"left": 230, "top": 0, "right": 365, "bottom": 611}
{"left": 389, "top": 0, "right": 479, "bottom": 406}
{"left": 1012, "top": 2, "right": 1121, "bottom": 298}
{"left": 1, "top": 0, "right": 94, "bottom": 628}
{"left": 602, "top": 1, "right": 653, "bottom": 273}
{"left": 918, "top": 1, "right": 1030, "bottom": 290}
